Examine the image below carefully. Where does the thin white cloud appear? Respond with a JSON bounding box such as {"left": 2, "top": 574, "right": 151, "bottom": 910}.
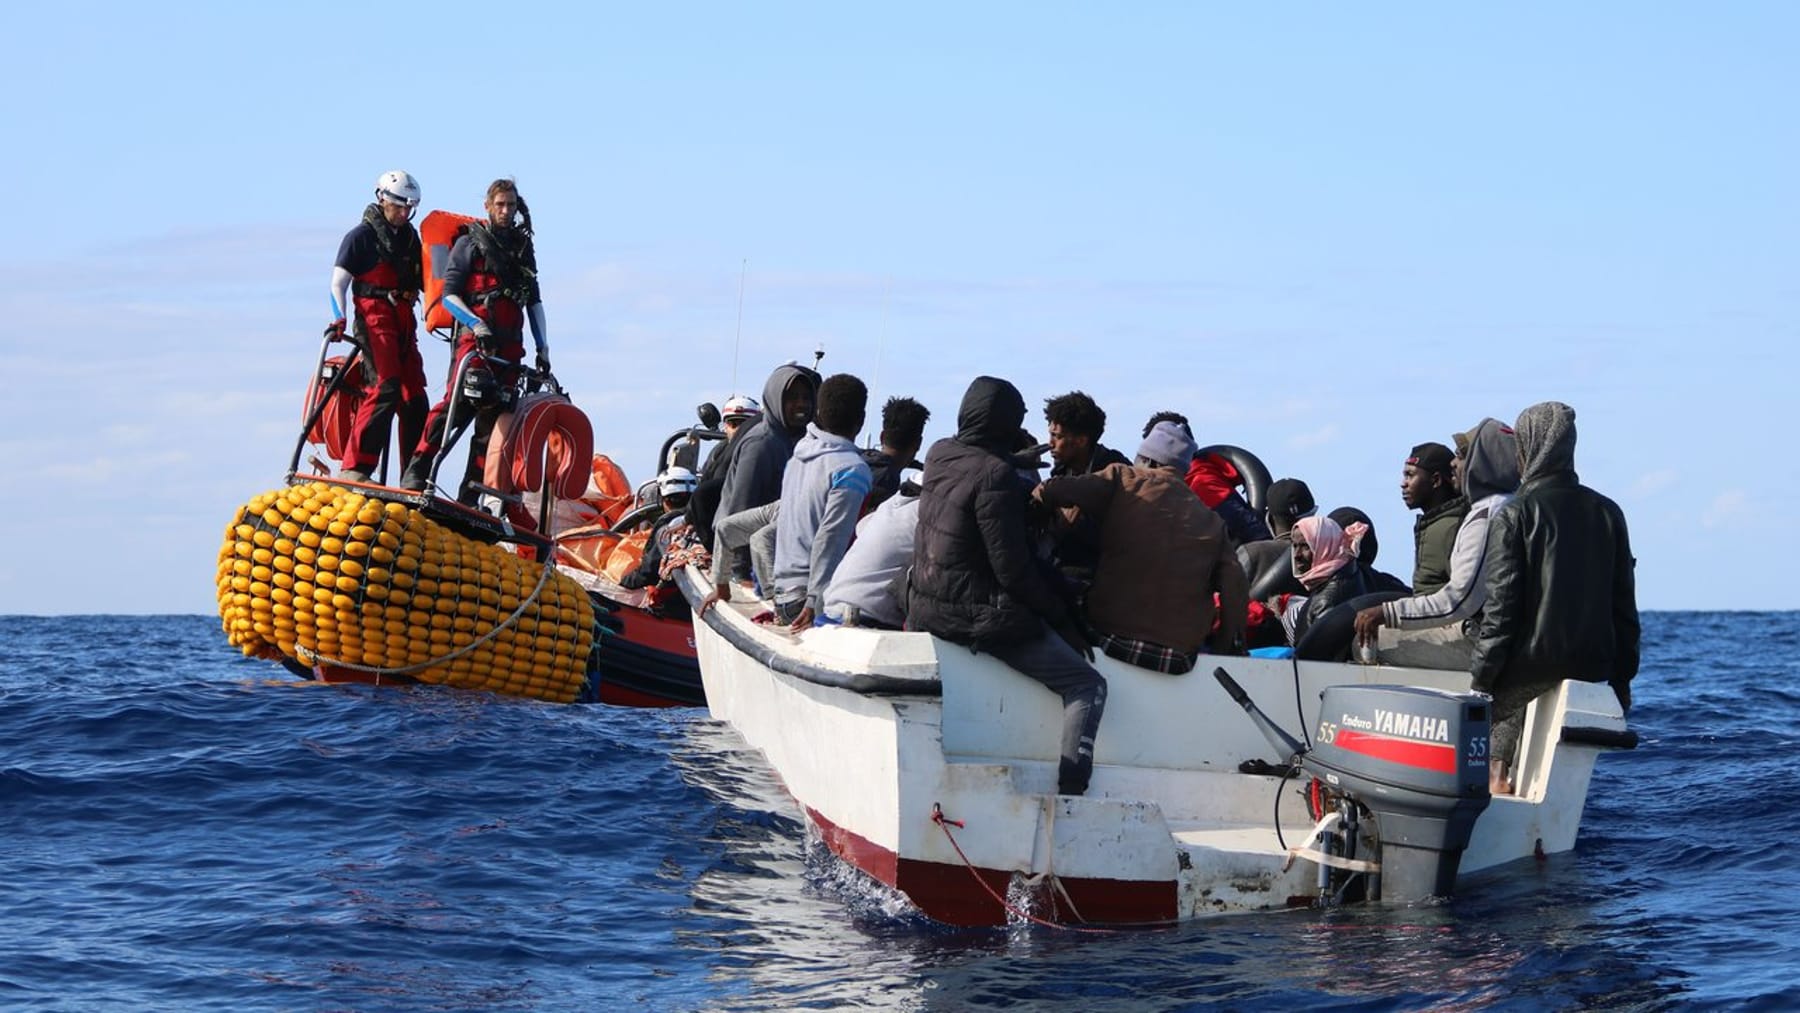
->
{"left": 1287, "top": 424, "right": 1341, "bottom": 451}
{"left": 1630, "top": 469, "right": 1678, "bottom": 497}
{"left": 39, "top": 449, "right": 191, "bottom": 484}
{"left": 1702, "top": 489, "right": 1748, "bottom": 529}
{"left": 102, "top": 423, "right": 158, "bottom": 445}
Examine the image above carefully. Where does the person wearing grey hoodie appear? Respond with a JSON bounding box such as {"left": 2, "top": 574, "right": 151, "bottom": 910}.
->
{"left": 770, "top": 375, "right": 874, "bottom": 631}
{"left": 716, "top": 362, "right": 821, "bottom": 583}
{"left": 1352, "top": 417, "right": 1521, "bottom": 669}
{"left": 1471, "top": 401, "right": 1639, "bottom": 795}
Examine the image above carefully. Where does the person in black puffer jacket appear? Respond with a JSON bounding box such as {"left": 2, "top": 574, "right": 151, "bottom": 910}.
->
{"left": 908, "top": 376, "right": 1108, "bottom": 796}
{"left": 1471, "top": 401, "right": 1638, "bottom": 796}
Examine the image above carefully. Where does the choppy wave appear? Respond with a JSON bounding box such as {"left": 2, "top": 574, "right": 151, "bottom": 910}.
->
{"left": 0, "top": 612, "right": 1796, "bottom": 1010}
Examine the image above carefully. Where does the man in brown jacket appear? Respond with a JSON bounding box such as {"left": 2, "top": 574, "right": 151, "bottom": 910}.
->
{"left": 1037, "top": 421, "right": 1250, "bottom": 673}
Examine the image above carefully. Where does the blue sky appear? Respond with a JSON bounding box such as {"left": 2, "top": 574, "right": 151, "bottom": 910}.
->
{"left": 2, "top": 3, "right": 1792, "bottom": 614}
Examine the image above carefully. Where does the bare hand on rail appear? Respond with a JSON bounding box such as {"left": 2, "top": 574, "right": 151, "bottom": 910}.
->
{"left": 697, "top": 584, "right": 729, "bottom": 615}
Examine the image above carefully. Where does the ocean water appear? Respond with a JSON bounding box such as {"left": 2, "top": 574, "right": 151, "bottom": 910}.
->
{"left": 0, "top": 612, "right": 1794, "bottom": 1011}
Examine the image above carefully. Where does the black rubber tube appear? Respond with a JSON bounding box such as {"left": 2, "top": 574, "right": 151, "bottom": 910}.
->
{"left": 673, "top": 567, "right": 941, "bottom": 697}
{"left": 1196, "top": 444, "right": 1273, "bottom": 512}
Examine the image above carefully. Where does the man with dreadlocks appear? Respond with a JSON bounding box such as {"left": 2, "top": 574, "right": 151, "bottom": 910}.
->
{"left": 1470, "top": 401, "right": 1639, "bottom": 796}
{"left": 329, "top": 170, "right": 426, "bottom": 484}
{"left": 403, "top": 178, "right": 551, "bottom": 498}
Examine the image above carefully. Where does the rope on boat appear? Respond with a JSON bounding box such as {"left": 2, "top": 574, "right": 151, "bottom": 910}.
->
{"left": 294, "top": 551, "right": 556, "bottom": 677}
{"left": 929, "top": 803, "right": 1120, "bottom": 935}
{"left": 1283, "top": 811, "right": 1381, "bottom": 875}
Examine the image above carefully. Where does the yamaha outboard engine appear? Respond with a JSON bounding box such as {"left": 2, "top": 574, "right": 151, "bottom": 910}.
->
{"left": 1213, "top": 668, "right": 1491, "bottom": 904}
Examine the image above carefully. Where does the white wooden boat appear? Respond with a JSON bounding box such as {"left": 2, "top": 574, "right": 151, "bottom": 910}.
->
{"left": 676, "top": 567, "right": 1634, "bottom": 927}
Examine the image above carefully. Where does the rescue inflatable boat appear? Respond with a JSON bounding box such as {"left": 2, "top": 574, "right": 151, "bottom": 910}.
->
{"left": 220, "top": 316, "right": 614, "bottom": 704}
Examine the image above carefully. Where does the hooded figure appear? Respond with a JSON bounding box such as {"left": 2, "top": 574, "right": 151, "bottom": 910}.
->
{"left": 1470, "top": 401, "right": 1639, "bottom": 795}
{"left": 908, "top": 376, "right": 1107, "bottom": 796}
{"left": 716, "top": 363, "right": 821, "bottom": 581}
{"left": 1359, "top": 417, "right": 1522, "bottom": 669}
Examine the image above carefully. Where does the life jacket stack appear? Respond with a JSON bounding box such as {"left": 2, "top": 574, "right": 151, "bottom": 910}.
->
{"left": 216, "top": 481, "right": 596, "bottom": 703}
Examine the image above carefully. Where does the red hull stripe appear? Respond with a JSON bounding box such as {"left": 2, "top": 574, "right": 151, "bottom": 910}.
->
{"left": 612, "top": 608, "right": 698, "bottom": 658}
{"left": 1333, "top": 728, "right": 1456, "bottom": 774}
{"left": 596, "top": 682, "right": 688, "bottom": 709}
{"left": 802, "top": 804, "right": 1176, "bottom": 927}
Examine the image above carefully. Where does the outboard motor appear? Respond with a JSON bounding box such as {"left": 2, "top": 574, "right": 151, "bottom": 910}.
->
{"left": 1213, "top": 668, "right": 1491, "bottom": 904}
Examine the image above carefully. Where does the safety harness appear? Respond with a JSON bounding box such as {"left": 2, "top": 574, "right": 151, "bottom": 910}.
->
{"left": 352, "top": 203, "right": 423, "bottom": 302}
{"left": 462, "top": 221, "right": 540, "bottom": 310}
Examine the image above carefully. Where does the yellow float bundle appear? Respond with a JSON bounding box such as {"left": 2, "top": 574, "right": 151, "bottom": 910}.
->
{"left": 217, "top": 481, "right": 595, "bottom": 703}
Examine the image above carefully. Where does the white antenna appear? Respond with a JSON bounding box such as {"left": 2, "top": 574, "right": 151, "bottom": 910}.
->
{"left": 731, "top": 258, "right": 747, "bottom": 392}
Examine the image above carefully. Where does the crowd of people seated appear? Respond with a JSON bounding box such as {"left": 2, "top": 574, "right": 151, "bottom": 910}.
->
{"left": 640, "top": 366, "right": 1635, "bottom": 799}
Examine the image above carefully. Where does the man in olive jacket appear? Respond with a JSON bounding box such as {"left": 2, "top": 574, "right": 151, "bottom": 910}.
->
{"left": 1470, "top": 401, "right": 1639, "bottom": 795}
{"left": 1403, "top": 442, "right": 1468, "bottom": 595}
{"left": 908, "top": 376, "right": 1107, "bottom": 796}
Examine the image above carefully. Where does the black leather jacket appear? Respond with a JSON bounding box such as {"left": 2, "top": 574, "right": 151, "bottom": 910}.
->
{"left": 1294, "top": 565, "right": 1367, "bottom": 644}
{"left": 1470, "top": 472, "right": 1639, "bottom": 703}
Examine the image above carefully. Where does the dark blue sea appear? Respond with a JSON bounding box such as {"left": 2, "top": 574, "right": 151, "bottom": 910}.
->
{"left": 0, "top": 613, "right": 1794, "bottom": 1011}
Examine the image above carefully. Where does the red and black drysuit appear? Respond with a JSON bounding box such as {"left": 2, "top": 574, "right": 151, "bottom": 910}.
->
{"left": 333, "top": 205, "right": 427, "bottom": 474}
{"left": 409, "top": 222, "right": 539, "bottom": 498}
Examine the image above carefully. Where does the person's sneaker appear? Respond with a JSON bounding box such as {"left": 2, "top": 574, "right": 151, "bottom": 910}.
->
{"left": 339, "top": 468, "right": 371, "bottom": 483}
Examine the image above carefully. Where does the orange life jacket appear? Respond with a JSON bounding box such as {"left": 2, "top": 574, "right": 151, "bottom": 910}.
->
{"left": 419, "top": 210, "right": 482, "bottom": 332}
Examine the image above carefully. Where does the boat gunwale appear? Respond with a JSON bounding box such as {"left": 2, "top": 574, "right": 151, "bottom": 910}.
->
{"left": 675, "top": 566, "right": 942, "bottom": 697}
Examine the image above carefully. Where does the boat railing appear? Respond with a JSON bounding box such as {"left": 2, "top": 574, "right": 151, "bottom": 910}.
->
{"left": 674, "top": 566, "right": 940, "bottom": 696}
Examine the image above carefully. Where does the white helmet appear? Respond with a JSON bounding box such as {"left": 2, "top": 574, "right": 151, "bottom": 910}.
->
{"left": 722, "top": 394, "right": 762, "bottom": 423}
{"left": 374, "top": 170, "right": 421, "bottom": 211}
{"left": 658, "top": 466, "right": 698, "bottom": 498}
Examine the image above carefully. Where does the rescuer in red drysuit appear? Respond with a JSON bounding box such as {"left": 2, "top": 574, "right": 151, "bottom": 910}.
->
{"left": 329, "top": 170, "right": 427, "bottom": 483}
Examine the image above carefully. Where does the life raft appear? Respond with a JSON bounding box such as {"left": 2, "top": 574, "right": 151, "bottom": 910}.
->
{"left": 217, "top": 481, "right": 595, "bottom": 703}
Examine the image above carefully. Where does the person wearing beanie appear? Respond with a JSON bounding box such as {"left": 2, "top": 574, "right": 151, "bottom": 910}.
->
{"left": 1239, "top": 477, "right": 1318, "bottom": 604}
{"left": 1033, "top": 421, "right": 1249, "bottom": 674}
{"left": 1401, "top": 441, "right": 1469, "bottom": 595}
{"left": 1468, "top": 401, "right": 1638, "bottom": 796}
{"left": 1140, "top": 410, "right": 1272, "bottom": 546}
{"left": 1353, "top": 417, "right": 1521, "bottom": 671}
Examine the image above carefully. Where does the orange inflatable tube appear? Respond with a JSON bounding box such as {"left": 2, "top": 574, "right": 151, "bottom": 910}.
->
{"left": 487, "top": 393, "right": 595, "bottom": 501}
